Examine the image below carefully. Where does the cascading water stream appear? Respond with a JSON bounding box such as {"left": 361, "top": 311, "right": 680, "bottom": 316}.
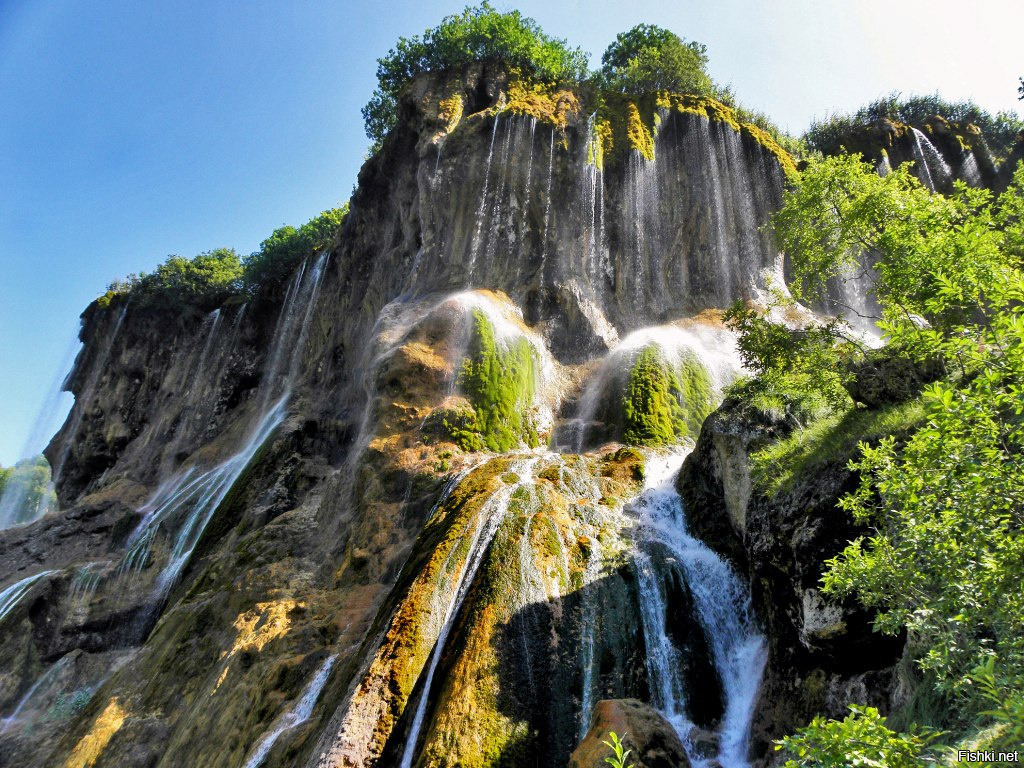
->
{"left": 398, "top": 457, "right": 539, "bottom": 768}
{"left": 910, "top": 127, "right": 952, "bottom": 193}
{"left": 467, "top": 114, "right": 502, "bottom": 283}
{"left": 120, "top": 252, "right": 330, "bottom": 599}
{"left": 0, "top": 570, "right": 56, "bottom": 625}
{"left": 627, "top": 451, "right": 765, "bottom": 768}
{"left": 540, "top": 127, "right": 555, "bottom": 287}
{"left": 52, "top": 305, "right": 128, "bottom": 488}
{"left": 0, "top": 334, "right": 80, "bottom": 529}
{"left": 241, "top": 655, "right": 338, "bottom": 768}
{"left": 0, "top": 653, "right": 74, "bottom": 734}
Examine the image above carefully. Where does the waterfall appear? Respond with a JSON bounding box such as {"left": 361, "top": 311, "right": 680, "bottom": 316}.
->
{"left": 540, "top": 127, "right": 555, "bottom": 287}
{"left": 0, "top": 654, "right": 75, "bottom": 735}
{"left": 467, "top": 114, "right": 502, "bottom": 283}
{"left": 582, "top": 113, "right": 608, "bottom": 292}
{"left": 0, "top": 333, "right": 79, "bottom": 529}
{"left": 120, "top": 252, "right": 329, "bottom": 598}
{"left": 910, "top": 127, "right": 952, "bottom": 192}
{"left": 578, "top": 543, "right": 602, "bottom": 740}
{"left": 959, "top": 151, "right": 982, "bottom": 187}
{"left": 627, "top": 451, "right": 765, "bottom": 768}
{"left": 398, "top": 457, "right": 539, "bottom": 768}
{"left": 0, "top": 570, "right": 56, "bottom": 625}
{"left": 567, "top": 322, "right": 741, "bottom": 452}
{"left": 623, "top": 150, "right": 659, "bottom": 307}
{"left": 241, "top": 655, "right": 337, "bottom": 768}
{"left": 52, "top": 305, "right": 128, "bottom": 489}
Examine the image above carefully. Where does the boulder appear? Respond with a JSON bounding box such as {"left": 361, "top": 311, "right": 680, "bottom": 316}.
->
{"left": 843, "top": 348, "right": 943, "bottom": 408}
{"left": 569, "top": 699, "right": 691, "bottom": 768}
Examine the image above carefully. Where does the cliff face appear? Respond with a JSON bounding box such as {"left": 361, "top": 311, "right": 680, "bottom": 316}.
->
{"left": 0, "top": 64, "right": 853, "bottom": 768}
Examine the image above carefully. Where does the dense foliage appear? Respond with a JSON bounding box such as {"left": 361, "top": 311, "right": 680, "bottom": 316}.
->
{"left": 0, "top": 456, "right": 56, "bottom": 526}
{"left": 104, "top": 205, "right": 347, "bottom": 310}
{"left": 806, "top": 93, "right": 1024, "bottom": 160}
{"left": 242, "top": 204, "right": 348, "bottom": 292}
{"left": 749, "top": 155, "right": 1024, "bottom": 758}
{"left": 599, "top": 24, "right": 714, "bottom": 96}
{"left": 777, "top": 706, "right": 939, "bottom": 768}
{"left": 362, "top": 3, "right": 588, "bottom": 148}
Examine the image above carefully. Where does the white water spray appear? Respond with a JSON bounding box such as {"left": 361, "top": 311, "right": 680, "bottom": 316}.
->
{"left": 627, "top": 451, "right": 765, "bottom": 768}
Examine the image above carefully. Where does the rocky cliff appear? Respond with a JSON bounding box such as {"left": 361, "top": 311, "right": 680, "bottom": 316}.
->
{"left": 0, "top": 64, "right": 972, "bottom": 768}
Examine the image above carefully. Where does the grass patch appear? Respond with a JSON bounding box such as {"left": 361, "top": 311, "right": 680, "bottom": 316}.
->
{"left": 752, "top": 397, "right": 926, "bottom": 497}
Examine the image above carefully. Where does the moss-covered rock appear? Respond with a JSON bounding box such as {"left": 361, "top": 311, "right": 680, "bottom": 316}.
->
{"left": 453, "top": 309, "right": 541, "bottom": 453}
{"left": 620, "top": 345, "right": 714, "bottom": 447}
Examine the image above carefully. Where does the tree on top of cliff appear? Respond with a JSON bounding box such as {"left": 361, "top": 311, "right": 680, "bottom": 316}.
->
{"left": 599, "top": 24, "right": 715, "bottom": 97}
{"left": 362, "top": 3, "right": 589, "bottom": 150}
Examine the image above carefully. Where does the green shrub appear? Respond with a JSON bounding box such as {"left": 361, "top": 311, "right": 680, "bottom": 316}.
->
{"left": 363, "top": 3, "right": 588, "bottom": 149}
{"left": 600, "top": 24, "right": 714, "bottom": 97}
{"left": 242, "top": 205, "right": 348, "bottom": 292}
{"left": 806, "top": 92, "right": 1024, "bottom": 162}
{"left": 120, "top": 247, "right": 243, "bottom": 311}
{"left": 102, "top": 204, "right": 348, "bottom": 310}
{"left": 776, "top": 705, "right": 940, "bottom": 767}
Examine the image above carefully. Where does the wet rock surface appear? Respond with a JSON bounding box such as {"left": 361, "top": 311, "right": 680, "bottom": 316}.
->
{"left": 569, "top": 699, "right": 691, "bottom": 768}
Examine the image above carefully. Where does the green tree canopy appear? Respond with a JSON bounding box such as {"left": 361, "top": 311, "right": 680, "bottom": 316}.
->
{"left": 242, "top": 204, "right": 348, "bottom": 292}
{"left": 0, "top": 455, "right": 56, "bottom": 526}
{"left": 600, "top": 24, "right": 714, "bottom": 96}
{"left": 362, "top": 3, "right": 589, "bottom": 149}
{"left": 738, "top": 156, "right": 1024, "bottom": 755}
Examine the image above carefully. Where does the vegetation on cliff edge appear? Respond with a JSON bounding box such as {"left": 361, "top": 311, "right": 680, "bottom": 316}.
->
{"left": 363, "top": 3, "right": 588, "bottom": 149}
{"left": 101, "top": 204, "right": 347, "bottom": 311}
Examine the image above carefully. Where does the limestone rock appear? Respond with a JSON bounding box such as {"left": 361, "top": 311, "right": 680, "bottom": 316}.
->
{"left": 569, "top": 699, "right": 691, "bottom": 768}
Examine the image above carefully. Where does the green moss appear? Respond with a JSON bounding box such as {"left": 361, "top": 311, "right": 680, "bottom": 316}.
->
{"left": 752, "top": 397, "right": 927, "bottom": 497}
{"left": 678, "top": 354, "right": 714, "bottom": 436}
{"left": 594, "top": 90, "right": 797, "bottom": 176}
{"left": 621, "top": 345, "right": 714, "bottom": 446}
{"left": 622, "top": 346, "right": 678, "bottom": 446}
{"left": 451, "top": 310, "right": 541, "bottom": 453}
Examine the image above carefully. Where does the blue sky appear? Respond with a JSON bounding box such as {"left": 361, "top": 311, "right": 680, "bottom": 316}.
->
{"left": 1, "top": 0, "right": 1021, "bottom": 465}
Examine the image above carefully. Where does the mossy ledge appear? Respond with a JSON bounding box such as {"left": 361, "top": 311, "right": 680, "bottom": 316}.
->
{"left": 413, "top": 67, "right": 796, "bottom": 176}
{"left": 597, "top": 91, "right": 798, "bottom": 175}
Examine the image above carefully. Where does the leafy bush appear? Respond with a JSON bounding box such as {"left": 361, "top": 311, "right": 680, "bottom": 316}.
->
{"left": 103, "top": 204, "right": 347, "bottom": 310}
{"left": 776, "top": 705, "right": 939, "bottom": 767}
{"left": 242, "top": 205, "right": 348, "bottom": 292}
{"left": 363, "top": 3, "right": 588, "bottom": 148}
{"left": 748, "top": 152, "right": 1024, "bottom": 749}
{"left": 114, "top": 247, "right": 243, "bottom": 311}
{"left": 600, "top": 24, "right": 714, "bottom": 97}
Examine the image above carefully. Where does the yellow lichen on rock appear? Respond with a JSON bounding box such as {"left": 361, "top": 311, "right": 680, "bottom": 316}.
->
{"left": 215, "top": 599, "right": 301, "bottom": 690}
{"left": 626, "top": 102, "right": 656, "bottom": 161}
{"left": 504, "top": 74, "right": 580, "bottom": 129}
{"left": 63, "top": 698, "right": 127, "bottom": 768}
{"left": 438, "top": 93, "right": 464, "bottom": 133}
